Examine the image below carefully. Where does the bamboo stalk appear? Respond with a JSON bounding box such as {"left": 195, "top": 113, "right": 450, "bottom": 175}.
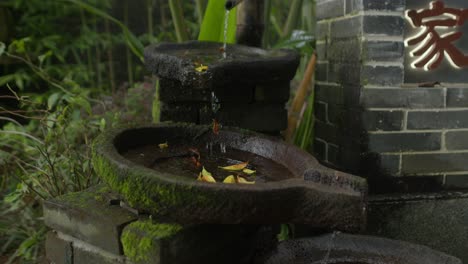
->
{"left": 282, "top": 0, "right": 303, "bottom": 38}
{"left": 124, "top": 0, "right": 134, "bottom": 85}
{"left": 147, "top": 0, "right": 154, "bottom": 37}
{"left": 262, "top": 0, "right": 271, "bottom": 48}
{"left": 194, "top": 0, "right": 205, "bottom": 26}
{"left": 168, "top": 0, "right": 189, "bottom": 42}
{"left": 105, "top": 19, "right": 116, "bottom": 93}
{"left": 285, "top": 52, "right": 317, "bottom": 142}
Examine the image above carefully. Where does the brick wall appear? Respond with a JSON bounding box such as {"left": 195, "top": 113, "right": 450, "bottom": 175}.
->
{"left": 314, "top": 0, "right": 468, "bottom": 192}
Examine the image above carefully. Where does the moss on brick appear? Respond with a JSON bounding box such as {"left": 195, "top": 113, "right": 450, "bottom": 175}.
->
{"left": 121, "top": 220, "right": 182, "bottom": 262}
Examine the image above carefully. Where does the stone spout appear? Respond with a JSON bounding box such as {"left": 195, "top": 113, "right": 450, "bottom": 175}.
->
{"left": 226, "top": 0, "right": 264, "bottom": 47}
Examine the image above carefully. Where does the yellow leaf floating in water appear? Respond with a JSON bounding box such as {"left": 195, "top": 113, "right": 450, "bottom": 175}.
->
{"left": 195, "top": 64, "right": 208, "bottom": 72}
{"left": 237, "top": 176, "right": 255, "bottom": 184}
{"left": 158, "top": 142, "right": 169, "bottom": 149}
{"left": 223, "top": 175, "right": 236, "bottom": 184}
{"left": 242, "top": 169, "right": 256, "bottom": 175}
{"left": 197, "top": 167, "right": 216, "bottom": 183}
{"left": 219, "top": 162, "right": 249, "bottom": 171}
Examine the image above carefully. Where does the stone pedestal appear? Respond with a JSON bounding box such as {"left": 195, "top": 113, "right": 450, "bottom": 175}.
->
{"left": 314, "top": 0, "right": 468, "bottom": 261}
{"left": 43, "top": 185, "right": 277, "bottom": 264}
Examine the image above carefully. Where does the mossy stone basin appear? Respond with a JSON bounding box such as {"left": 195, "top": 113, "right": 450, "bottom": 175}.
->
{"left": 92, "top": 123, "right": 367, "bottom": 230}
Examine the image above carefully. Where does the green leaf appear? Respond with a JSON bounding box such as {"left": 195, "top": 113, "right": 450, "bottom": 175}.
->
{"left": 38, "top": 50, "right": 53, "bottom": 66}
{"left": 71, "top": 97, "right": 92, "bottom": 115}
{"left": 198, "top": 0, "right": 237, "bottom": 43}
{"left": 47, "top": 92, "right": 62, "bottom": 110}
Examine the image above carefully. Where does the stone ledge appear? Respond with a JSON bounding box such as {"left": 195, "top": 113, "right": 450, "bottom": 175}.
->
{"left": 43, "top": 185, "right": 138, "bottom": 255}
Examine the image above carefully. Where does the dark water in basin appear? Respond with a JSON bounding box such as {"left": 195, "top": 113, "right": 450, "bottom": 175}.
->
{"left": 122, "top": 143, "right": 294, "bottom": 183}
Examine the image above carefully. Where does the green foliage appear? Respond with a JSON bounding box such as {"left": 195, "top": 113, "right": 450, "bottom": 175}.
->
{"left": 198, "top": 0, "right": 237, "bottom": 43}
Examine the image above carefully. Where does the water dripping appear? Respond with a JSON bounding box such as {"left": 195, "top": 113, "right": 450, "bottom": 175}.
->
{"left": 211, "top": 92, "right": 220, "bottom": 113}
{"left": 222, "top": 10, "right": 230, "bottom": 59}
{"left": 320, "top": 231, "right": 340, "bottom": 264}
{"left": 220, "top": 143, "right": 227, "bottom": 153}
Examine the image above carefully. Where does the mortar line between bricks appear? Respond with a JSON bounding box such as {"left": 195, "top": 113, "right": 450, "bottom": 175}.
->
{"left": 368, "top": 130, "right": 444, "bottom": 134}
{"left": 316, "top": 81, "right": 341, "bottom": 86}
{"left": 363, "top": 35, "right": 404, "bottom": 42}
{"left": 403, "top": 82, "right": 468, "bottom": 88}
{"left": 364, "top": 61, "right": 404, "bottom": 67}
{"left": 441, "top": 130, "right": 447, "bottom": 151}
{"left": 56, "top": 231, "right": 126, "bottom": 263}
{"left": 381, "top": 150, "right": 468, "bottom": 155}
{"left": 366, "top": 107, "right": 468, "bottom": 111}
{"left": 401, "top": 171, "right": 468, "bottom": 176}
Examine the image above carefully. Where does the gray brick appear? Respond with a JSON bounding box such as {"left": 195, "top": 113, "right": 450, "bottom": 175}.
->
{"left": 43, "top": 185, "right": 138, "bottom": 255}
{"left": 329, "top": 62, "right": 362, "bottom": 84}
{"left": 365, "top": 41, "right": 404, "bottom": 61}
{"left": 445, "top": 175, "right": 468, "bottom": 189}
{"left": 361, "top": 88, "right": 445, "bottom": 109}
{"left": 362, "top": 110, "right": 403, "bottom": 131}
{"left": 328, "top": 143, "right": 339, "bottom": 165}
{"left": 314, "top": 101, "right": 328, "bottom": 122}
{"left": 363, "top": 16, "right": 404, "bottom": 36}
{"left": 316, "top": 0, "right": 345, "bottom": 20}
{"left": 45, "top": 231, "right": 73, "bottom": 264}
{"left": 327, "top": 37, "right": 362, "bottom": 62}
{"left": 161, "top": 102, "right": 205, "bottom": 123}
{"left": 316, "top": 84, "right": 343, "bottom": 105}
{"left": 313, "top": 139, "right": 327, "bottom": 161}
{"left": 446, "top": 131, "right": 468, "bottom": 150}
{"left": 362, "top": 65, "right": 403, "bottom": 86}
{"left": 362, "top": 0, "right": 405, "bottom": 11}
{"left": 315, "top": 120, "right": 340, "bottom": 144}
{"left": 347, "top": 0, "right": 405, "bottom": 13}
{"left": 380, "top": 154, "right": 401, "bottom": 175}
{"left": 159, "top": 78, "right": 211, "bottom": 103}
{"left": 316, "top": 62, "right": 328, "bottom": 82}
{"left": 331, "top": 16, "right": 363, "bottom": 39}
{"left": 447, "top": 88, "right": 468, "bottom": 108}
{"left": 368, "top": 132, "right": 441, "bottom": 152}
{"left": 316, "top": 21, "right": 330, "bottom": 40}
{"left": 316, "top": 42, "right": 327, "bottom": 61}
{"left": 402, "top": 153, "right": 468, "bottom": 174}
{"left": 407, "top": 110, "right": 468, "bottom": 130}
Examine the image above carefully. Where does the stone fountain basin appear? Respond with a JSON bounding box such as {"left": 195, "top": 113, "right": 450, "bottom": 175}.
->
{"left": 92, "top": 123, "right": 367, "bottom": 230}
{"left": 259, "top": 233, "right": 462, "bottom": 264}
{"left": 144, "top": 41, "right": 300, "bottom": 88}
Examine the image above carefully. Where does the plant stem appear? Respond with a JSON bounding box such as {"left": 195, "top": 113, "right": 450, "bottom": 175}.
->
{"left": 124, "top": 0, "right": 134, "bottom": 85}
{"left": 168, "top": 0, "right": 189, "bottom": 42}
{"left": 194, "top": 0, "right": 205, "bottom": 26}
{"left": 262, "top": 0, "right": 271, "bottom": 48}
{"left": 105, "top": 19, "right": 116, "bottom": 93}
{"left": 282, "top": 0, "right": 303, "bottom": 38}
{"left": 285, "top": 52, "right": 317, "bottom": 142}
{"left": 147, "top": 0, "right": 154, "bottom": 37}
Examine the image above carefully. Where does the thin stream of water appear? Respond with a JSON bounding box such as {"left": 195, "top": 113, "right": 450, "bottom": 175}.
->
{"left": 223, "top": 10, "right": 230, "bottom": 59}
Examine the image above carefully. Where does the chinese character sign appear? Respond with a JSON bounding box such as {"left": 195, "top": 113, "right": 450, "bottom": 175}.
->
{"left": 406, "top": 1, "right": 468, "bottom": 71}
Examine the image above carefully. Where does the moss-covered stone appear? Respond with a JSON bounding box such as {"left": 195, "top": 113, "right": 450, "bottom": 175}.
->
{"left": 121, "top": 220, "right": 182, "bottom": 263}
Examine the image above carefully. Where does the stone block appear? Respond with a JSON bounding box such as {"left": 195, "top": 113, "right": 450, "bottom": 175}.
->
{"left": 361, "top": 0, "right": 405, "bottom": 11}
{"left": 254, "top": 81, "right": 290, "bottom": 103}
{"left": 402, "top": 153, "right": 468, "bottom": 174}
{"left": 316, "top": 21, "right": 330, "bottom": 40}
{"left": 215, "top": 103, "right": 287, "bottom": 132}
{"left": 364, "top": 41, "right": 404, "bottom": 62}
{"left": 328, "top": 62, "right": 362, "bottom": 85}
{"left": 368, "top": 193, "right": 468, "bottom": 262}
{"left": 362, "top": 110, "right": 403, "bottom": 131}
{"left": 331, "top": 16, "right": 363, "bottom": 39}
{"left": 73, "top": 245, "right": 124, "bottom": 264}
{"left": 314, "top": 101, "right": 328, "bottom": 122}
{"left": 315, "top": 120, "right": 340, "bottom": 145}
{"left": 121, "top": 220, "right": 275, "bottom": 264}
{"left": 313, "top": 139, "right": 327, "bottom": 161}
{"left": 315, "top": 62, "right": 328, "bottom": 82}
{"left": 160, "top": 102, "right": 207, "bottom": 123}
{"left": 361, "top": 88, "right": 445, "bottom": 108}
{"left": 45, "top": 231, "right": 73, "bottom": 264}
{"left": 43, "top": 185, "right": 138, "bottom": 255}
{"left": 447, "top": 88, "right": 468, "bottom": 107}
{"left": 407, "top": 110, "right": 468, "bottom": 130}
{"left": 368, "top": 132, "right": 441, "bottom": 152}
{"left": 445, "top": 175, "right": 468, "bottom": 189}
{"left": 327, "top": 37, "right": 362, "bottom": 62}
{"left": 446, "top": 131, "right": 468, "bottom": 150}
{"left": 316, "top": 0, "right": 345, "bottom": 20}
{"left": 315, "top": 42, "right": 327, "bottom": 61}
{"left": 159, "top": 78, "right": 211, "bottom": 103}
{"left": 379, "top": 154, "right": 401, "bottom": 176}
{"left": 362, "top": 65, "right": 403, "bottom": 86}
{"left": 363, "top": 16, "right": 404, "bottom": 36}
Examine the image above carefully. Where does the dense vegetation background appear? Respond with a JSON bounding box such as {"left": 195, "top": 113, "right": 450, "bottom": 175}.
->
{"left": 0, "top": 0, "right": 315, "bottom": 262}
